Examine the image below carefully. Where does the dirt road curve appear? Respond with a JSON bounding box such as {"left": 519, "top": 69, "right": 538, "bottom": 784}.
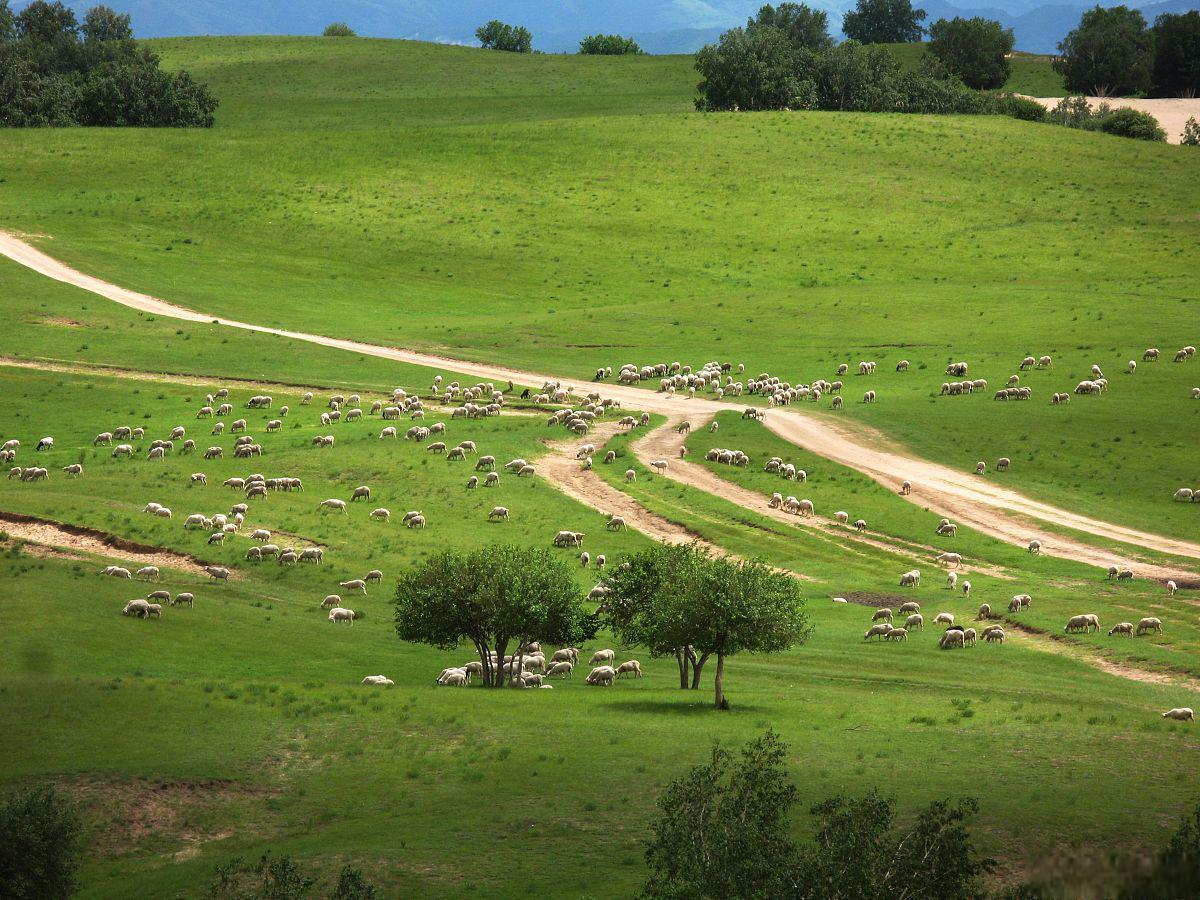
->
{"left": 3, "top": 231, "right": 1197, "bottom": 577}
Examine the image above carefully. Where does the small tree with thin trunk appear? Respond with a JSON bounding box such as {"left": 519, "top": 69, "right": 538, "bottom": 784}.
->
{"left": 393, "top": 544, "right": 582, "bottom": 687}
{"left": 602, "top": 543, "right": 810, "bottom": 708}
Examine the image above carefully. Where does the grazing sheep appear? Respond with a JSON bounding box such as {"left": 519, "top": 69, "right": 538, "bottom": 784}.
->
{"left": 625, "top": 469, "right": 636, "bottom": 482}
{"left": 1117, "top": 569, "right": 1133, "bottom": 581}
{"left": 589, "top": 649, "right": 616, "bottom": 666}
{"left": 834, "top": 510, "right": 849, "bottom": 524}
{"left": 936, "top": 552, "right": 962, "bottom": 568}
{"left": 204, "top": 566, "right": 231, "bottom": 581}
{"left": 380, "top": 426, "right": 397, "bottom": 439}
{"left": 946, "top": 571, "right": 958, "bottom": 590}
{"left": 1167, "top": 580, "right": 1178, "bottom": 596}
{"left": 245, "top": 546, "right": 262, "bottom": 561}
{"left": 963, "top": 628, "right": 977, "bottom": 647}
{"left": 607, "top": 515, "right": 627, "bottom": 531}
{"left": 853, "top": 519, "right": 867, "bottom": 532}
{"left": 62, "top": 463, "right": 83, "bottom": 477}
{"left": 369, "top": 507, "right": 391, "bottom": 522}
{"left": 172, "top": 593, "right": 194, "bottom": 608}
{"left": 975, "top": 461, "right": 986, "bottom": 475}
{"left": 484, "top": 472, "right": 500, "bottom": 487}
{"left": 190, "top": 472, "right": 206, "bottom": 486}
{"left": 488, "top": 506, "right": 509, "bottom": 521}
{"left": 585, "top": 666, "right": 616, "bottom": 686}
{"left": 406, "top": 514, "right": 426, "bottom": 529}
{"left": 361, "top": 675, "right": 394, "bottom": 686}
{"left": 350, "top": 486, "right": 371, "bottom": 502}
{"left": 996, "top": 457, "right": 1011, "bottom": 472}
{"left": 518, "top": 465, "right": 536, "bottom": 477}
{"left": 900, "top": 480, "right": 911, "bottom": 495}
{"left": 1162, "top": 708, "right": 1195, "bottom": 722}
{"left": 1064, "top": 614, "right": 1098, "bottom": 634}
{"left": 319, "top": 498, "right": 347, "bottom": 513}
{"left": 937, "top": 522, "right": 958, "bottom": 538}
{"left": 977, "top": 603, "right": 991, "bottom": 620}
{"left": 1027, "top": 540, "right": 1042, "bottom": 555}
{"left": 933, "top": 612, "right": 955, "bottom": 627}
{"left": 983, "top": 626, "right": 1005, "bottom": 643}
{"left": 616, "top": 660, "right": 643, "bottom": 679}
{"left": 122, "top": 599, "right": 152, "bottom": 618}
{"left": 872, "top": 608, "right": 893, "bottom": 623}
{"left": 207, "top": 532, "right": 226, "bottom": 545}
{"left": 898, "top": 601, "right": 920, "bottom": 614}
{"left": 328, "top": 607, "right": 356, "bottom": 625}
{"left": 104, "top": 566, "right": 133, "bottom": 580}
{"left": 113, "top": 444, "right": 135, "bottom": 458}
{"left": 939, "top": 629, "right": 966, "bottom": 650}
{"left": 321, "top": 595, "right": 341, "bottom": 609}
{"left": 899, "top": 570, "right": 921, "bottom": 587}
{"left": 863, "top": 390, "right": 876, "bottom": 403}
{"left": 961, "top": 580, "right": 971, "bottom": 597}
{"left": 1109, "top": 622, "right": 1135, "bottom": 637}
{"left": 864, "top": 623, "right": 893, "bottom": 641}
{"left": 905, "top": 614, "right": 923, "bottom": 630}
{"left": 154, "top": 507, "right": 172, "bottom": 519}
{"left": 1136, "top": 617, "right": 1163, "bottom": 635}
{"left": 885, "top": 628, "right": 908, "bottom": 642}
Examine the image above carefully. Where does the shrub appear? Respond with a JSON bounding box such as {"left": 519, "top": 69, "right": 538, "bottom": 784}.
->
{"left": 927, "top": 16, "right": 1014, "bottom": 90}
{"left": 1182, "top": 116, "right": 1200, "bottom": 146}
{"left": 1097, "top": 106, "right": 1166, "bottom": 141}
{"left": 694, "top": 26, "right": 807, "bottom": 111}
{"left": 1046, "top": 94, "right": 1098, "bottom": 128}
{"left": 995, "top": 93, "right": 1048, "bottom": 121}
{"left": 0, "top": 785, "right": 83, "bottom": 900}
{"left": 578, "top": 34, "right": 642, "bottom": 55}
{"left": 322, "top": 23, "right": 355, "bottom": 37}
{"left": 475, "top": 20, "right": 532, "bottom": 53}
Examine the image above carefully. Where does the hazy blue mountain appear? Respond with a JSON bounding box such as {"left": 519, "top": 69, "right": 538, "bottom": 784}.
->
{"left": 11, "top": 0, "right": 1199, "bottom": 55}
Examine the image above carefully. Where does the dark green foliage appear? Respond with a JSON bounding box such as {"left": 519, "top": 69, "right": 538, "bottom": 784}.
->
{"left": 578, "top": 34, "right": 642, "bottom": 55}
{"left": 1054, "top": 5, "right": 1153, "bottom": 96}
{"left": 995, "top": 93, "right": 1048, "bottom": 121}
{"left": 0, "top": 1, "right": 216, "bottom": 127}
{"left": 209, "top": 853, "right": 378, "bottom": 899}
{"left": 475, "top": 20, "right": 531, "bottom": 54}
{"left": 928, "top": 17, "right": 1014, "bottom": 89}
{"left": 1098, "top": 106, "right": 1165, "bottom": 141}
{"left": 0, "top": 785, "right": 83, "bottom": 900}
{"left": 642, "top": 732, "right": 993, "bottom": 899}
{"left": 642, "top": 730, "right": 799, "bottom": 898}
{"left": 1046, "top": 93, "right": 1096, "bottom": 128}
{"left": 1182, "top": 116, "right": 1200, "bottom": 146}
{"left": 329, "top": 866, "right": 377, "bottom": 900}
{"left": 394, "top": 544, "right": 583, "bottom": 686}
{"left": 841, "top": 0, "right": 927, "bottom": 44}
{"left": 747, "top": 3, "right": 832, "bottom": 51}
{"left": 694, "top": 25, "right": 808, "bottom": 111}
{"left": 322, "top": 23, "right": 356, "bottom": 38}
{"left": 1150, "top": 12, "right": 1200, "bottom": 98}
{"left": 1118, "top": 800, "right": 1200, "bottom": 899}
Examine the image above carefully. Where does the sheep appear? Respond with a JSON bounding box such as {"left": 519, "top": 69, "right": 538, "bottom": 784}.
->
{"left": 364, "top": 569, "right": 383, "bottom": 585}
{"left": 484, "top": 472, "right": 500, "bottom": 487}
{"left": 1117, "top": 569, "right": 1133, "bottom": 581}
{"left": 1136, "top": 617, "right": 1163, "bottom": 635}
{"left": 518, "top": 465, "right": 536, "bottom": 477}
{"left": 361, "top": 675, "right": 394, "bottom": 686}
{"left": 896, "top": 359, "right": 910, "bottom": 371}
{"left": 350, "top": 485, "right": 371, "bottom": 502}
{"left": 547, "top": 661, "right": 574, "bottom": 678}
{"left": 899, "top": 570, "right": 921, "bottom": 588}
{"left": 488, "top": 506, "right": 509, "bottom": 521}
{"left": 171, "top": 593, "right": 194, "bottom": 608}
{"left": 884, "top": 628, "right": 908, "bottom": 642}
{"left": 1107, "top": 566, "right": 1119, "bottom": 579}
{"left": 834, "top": 510, "right": 849, "bottom": 524}
{"left": 975, "top": 461, "right": 986, "bottom": 475}
{"left": 936, "top": 552, "right": 962, "bottom": 568}
{"left": 996, "top": 457, "right": 1011, "bottom": 472}
{"left": 1167, "top": 580, "right": 1178, "bottom": 596}
{"left": 650, "top": 459, "right": 668, "bottom": 472}
{"left": 1127, "top": 360, "right": 1137, "bottom": 374}
{"left": 551, "top": 647, "right": 581, "bottom": 665}
{"left": 872, "top": 608, "right": 893, "bottom": 623}
{"left": 122, "top": 598, "right": 152, "bottom": 618}
{"left": 905, "top": 613, "right": 923, "bottom": 630}
{"left": 203, "top": 446, "right": 223, "bottom": 460}
{"left": 299, "top": 547, "right": 324, "bottom": 564}
{"left": 607, "top": 515, "right": 627, "bottom": 531}
{"left": 62, "top": 463, "right": 83, "bottom": 477}
{"left": 863, "top": 390, "right": 876, "bottom": 403}
{"left": 796, "top": 498, "right": 815, "bottom": 517}
{"left": 208, "top": 532, "right": 226, "bottom": 545}
{"left": 625, "top": 469, "right": 636, "bottom": 482}
{"left": 278, "top": 551, "right": 299, "bottom": 566}
{"left": 476, "top": 455, "right": 496, "bottom": 471}
{"left": 933, "top": 612, "right": 955, "bottom": 627}
{"left": 939, "top": 629, "right": 965, "bottom": 649}
{"left": 1143, "top": 348, "right": 1160, "bottom": 361}
{"left": 379, "top": 426, "right": 397, "bottom": 439}
{"left": 245, "top": 546, "right": 262, "bottom": 561}
{"left": 961, "top": 580, "right": 971, "bottom": 596}
{"left": 1020, "top": 356, "right": 1036, "bottom": 370}
{"left": 319, "top": 498, "right": 347, "bottom": 513}
{"left": 963, "top": 627, "right": 977, "bottom": 647}
{"left": 977, "top": 603, "right": 991, "bottom": 620}
{"left": 983, "top": 626, "right": 1005, "bottom": 643}
{"left": 340, "top": 579, "right": 368, "bottom": 595}
{"left": 616, "top": 660, "right": 643, "bottom": 679}
{"left": 937, "top": 522, "right": 958, "bottom": 538}
{"left": 113, "top": 444, "right": 135, "bottom": 458}
{"left": 1162, "top": 708, "right": 1195, "bottom": 722}
{"left": 596, "top": 554, "right": 606, "bottom": 569}
{"left": 853, "top": 519, "right": 867, "bottom": 533}
{"left": 204, "top": 566, "right": 231, "bottom": 581}
{"left": 900, "top": 480, "right": 911, "bottom": 495}
{"left": 321, "top": 595, "right": 341, "bottom": 609}
{"left": 328, "top": 607, "right": 356, "bottom": 625}
{"left": 864, "top": 623, "right": 894, "bottom": 641}
{"left": 154, "top": 507, "right": 172, "bottom": 520}
{"left": 1027, "top": 540, "right": 1042, "bottom": 555}
{"left": 1109, "top": 622, "right": 1135, "bottom": 637}
{"left": 406, "top": 514, "right": 426, "bottom": 529}
{"left": 585, "top": 666, "right": 616, "bottom": 686}
{"left": 1064, "top": 614, "right": 1098, "bottom": 634}
{"left": 898, "top": 601, "right": 920, "bottom": 614}
{"left": 589, "top": 649, "right": 616, "bottom": 666}
{"left": 401, "top": 510, "right": 423, "bottom": 525}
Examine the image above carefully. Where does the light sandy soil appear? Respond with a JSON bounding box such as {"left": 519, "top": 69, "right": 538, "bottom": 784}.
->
{"left": 3, "top": 231, "right": 1198, "bottom": 579}
{"left": 0, "top": 511, "right": 214, "bottom": 576}
{"left": 1028, "top": 96, "right": 1200, "bottom": 145}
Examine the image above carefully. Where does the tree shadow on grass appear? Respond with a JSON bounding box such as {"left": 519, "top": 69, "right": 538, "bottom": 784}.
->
{"left": 599, "top": 698, "right": 769, "bottom": 716}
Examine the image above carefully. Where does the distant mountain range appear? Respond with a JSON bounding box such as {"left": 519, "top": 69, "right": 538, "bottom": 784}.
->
{"left": 13, "top": 0, "right": 1200, "bottom": 54}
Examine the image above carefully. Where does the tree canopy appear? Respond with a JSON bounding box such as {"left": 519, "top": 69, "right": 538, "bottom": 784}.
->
{"left": 1054, "top": 5, "right": 1154, "bottom": 96}
{"left": 322, "top": 22, "right": 356, "bottom": 37}
{"left": 475, "top": 20, "right": 532, "bottom": 53}
{"left": 841, "top": 0, "right": 927, "bottom": 44}
{"left": 927, "top": 17, "right": 1014, "bottom": 90}
{"left": 0, "top": 1, "right": 217, "bottom": 127}
{"left": 578, "top": 34, "right": 642, "bottom": 55}
{"left": 0, "top": 785, "right": 83, "bottom": 900}
{"left": 748, "top": 3, "right": 832, "bottom": 51}
{"left": 393, "top": 544, "right": 583, "bottom": 687}
{"left": 1151, "top": 11, "right": 1200, "bottom": 98}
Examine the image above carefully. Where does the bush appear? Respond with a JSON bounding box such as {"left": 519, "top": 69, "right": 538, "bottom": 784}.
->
{"left": 694, "top": 26, "right": 808, "bottom": 111}
{"left": 1182, "top": 116, "right": 1200, "bottom": 146}
{"left": 995, "top": 93, "right": 1048, "bottom": 121}
{"left": 1054, "top": 5, "right": 1154, "bottom": 96}
{"left": 578, "top": 34, "right": 641, "bottom": 55}
{"left": 0, "top": 785, "right": 83, "bottom": 900}
{"left": 322, "top": 23, "right": 355, "bottom": 37}
{"left": 1097, "top": 106, "right": 1166, "bottom": 141}
{"left": 475, "top": 20, "right": 531, "bottom": 53}
{"left": 1118, "top": 800, "right": 1200, "bottom": 899}
{"left": 927, "top": 16, "right": 1014, "bottom": 90}
{"left": 1046, "top": 94, "right": 1099, "bottom": 128}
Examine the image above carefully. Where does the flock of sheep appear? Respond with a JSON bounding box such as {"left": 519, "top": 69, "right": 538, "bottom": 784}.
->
{"left": 430, "top": 644, "right": 643, "bottom": 688}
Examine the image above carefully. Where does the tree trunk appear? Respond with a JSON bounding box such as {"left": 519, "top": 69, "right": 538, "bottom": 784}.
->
{"left": 691, "top": 650, "right": 710, "bottom": 690}
{"left": 492, "top": 639, "right": 508, "bottom": 688}
{"left": 675, "top": 647, "right": 690, "bottom": 689}
{"left": 714, "top": 652, "right": 729, "bottom": 709}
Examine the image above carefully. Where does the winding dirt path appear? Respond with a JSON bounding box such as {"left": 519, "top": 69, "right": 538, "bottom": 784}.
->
{"left": 3, "top": 231, "right": 1198, "bottom": 578}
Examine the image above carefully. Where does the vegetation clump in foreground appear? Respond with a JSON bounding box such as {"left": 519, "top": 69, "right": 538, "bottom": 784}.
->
{"left": 0, "top": 1, "right": 217, "bottom": 127}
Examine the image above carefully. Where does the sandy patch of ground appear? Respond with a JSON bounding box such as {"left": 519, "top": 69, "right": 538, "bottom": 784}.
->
{"left": 1029, "top": 96, "right": 1200, "bottom": 145}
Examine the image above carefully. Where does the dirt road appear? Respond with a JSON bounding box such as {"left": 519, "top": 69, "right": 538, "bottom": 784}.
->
{"left": 3, "top": 231, "right": 1197, "bottom": 577}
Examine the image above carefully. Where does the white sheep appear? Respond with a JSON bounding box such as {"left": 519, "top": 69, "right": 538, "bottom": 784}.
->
{"left": 1162, "top": 708, "right": 1195, "bottom": 722}
{"left": 328, "top": 607, "right": 356, "bottom": 625}
{"left": 1136, "top": 617, "right": 1163, "bottom": 635}
{"left": 319, "top": 498, "right": 347, "bottom": 513}
{"left": 361, "top": 675, "right": 394, "bottom": 686}
{"left": 588, "top": 648, "right": 615, "bottom": 666}
{"left": 864, "top": 623, "right": 893, "bottom": 641}
{"left": 488, "top": 506, "right": 509, "bottom": 521}
{"left": 1027, "top": 540, "right": 1042, "bottom": 555}
{"left": 585, "top": 666, "right": 616, "bottom": 686}
{"left": 933, "top": 612, "right": 955, "bottom": 627}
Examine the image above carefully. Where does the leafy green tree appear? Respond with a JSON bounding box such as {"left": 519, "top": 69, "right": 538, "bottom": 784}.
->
{"left": 475, "top": 20, "right": 532, "bottom": 53}
{"left": 0, "top": 1, "right": 15, "bottom": 44}
{"left": 643, "top": 730, "right": 799, "bottom": 898}
{"left": 322, "top": 22, "right": 356, "bottom": 37}
{"left": 1054, "top": 5, "right": 1153, "bottom": 96}
{"left": 748, "top": 3, "right": 831, "bottom": 51}
{"left": 1118, "top": 800, "right": 1200, "bottom": 898}
{"left": 1151, "top": 12, "right": 1200, "bottom": 98}
{"left": 394, "top": 544, "right": 583, "bottom": 687}
{"left": 694, "top": 26, "right": 806, "bottom": 111}
{"left": 0, "top": 785, "right": 83, "bottom": 900}
{"left": 603, "top": 544, "right": 809, "bottom": 708}
{"left": 927, "top": 17, "right": 1014, "bottom": 89}
{"left": 14, "top": 0, "right": 79, "bottom": 76}
{"left": 81, "top": 5, "right": 131, "bottom": 43}
{"left": 841, "top": 0, "right": 927, "bottom": 44}
{"left": 578, "top": 34, "right": 642, "bottom": 55}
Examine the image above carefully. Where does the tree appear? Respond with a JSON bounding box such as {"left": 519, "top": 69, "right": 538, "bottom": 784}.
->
{"left": 1054, "top": 5, "right": 1153, "bottom": 96}
{"left": 1183, "top": 116, "right": 1200, "bottom": 146}
{"left": 322, "top": 22, "right": 356, "bottom": 37}
{"left": 1151, "top": 12, "right": 1200, "bottom": 98}
{"left": 748, "top": 3, "right": 831, "bottom": 51}
{"left": 602, "top": 544, "right": 810, "bottom": 708}
{"left": 578, "top": 34, "right": 642, "bottom": 55}
{"left": 0, "top": 785, "right": 83, "bottom": 900}
{"left": 0, "top": 1, "right": 15, "bottom": 44}
{"left": 394, "top": 544, "right": 583, "bottom": 687}
{"left": 643, "top": 730, "right": 799, "bottom": 898}
{"left": 1119, "top": 800, "right": 1200, "bottom": 898}
{"left": 81, "top": 5, "right": 131, "bottom": 43}
{"left": 841, "top": 0, "right": 927, "bottom": 45}
{"left": 927, "top": 17, "right": 1013, "bottom": 89}
{"left": 475, "top": 20, "right": 531, "bottom": 54}
{"left": 14, "top": 0, "right": 79, "bottom": 76}
{"left": 694, "top": 26, "right": 806, "bottom": 111}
